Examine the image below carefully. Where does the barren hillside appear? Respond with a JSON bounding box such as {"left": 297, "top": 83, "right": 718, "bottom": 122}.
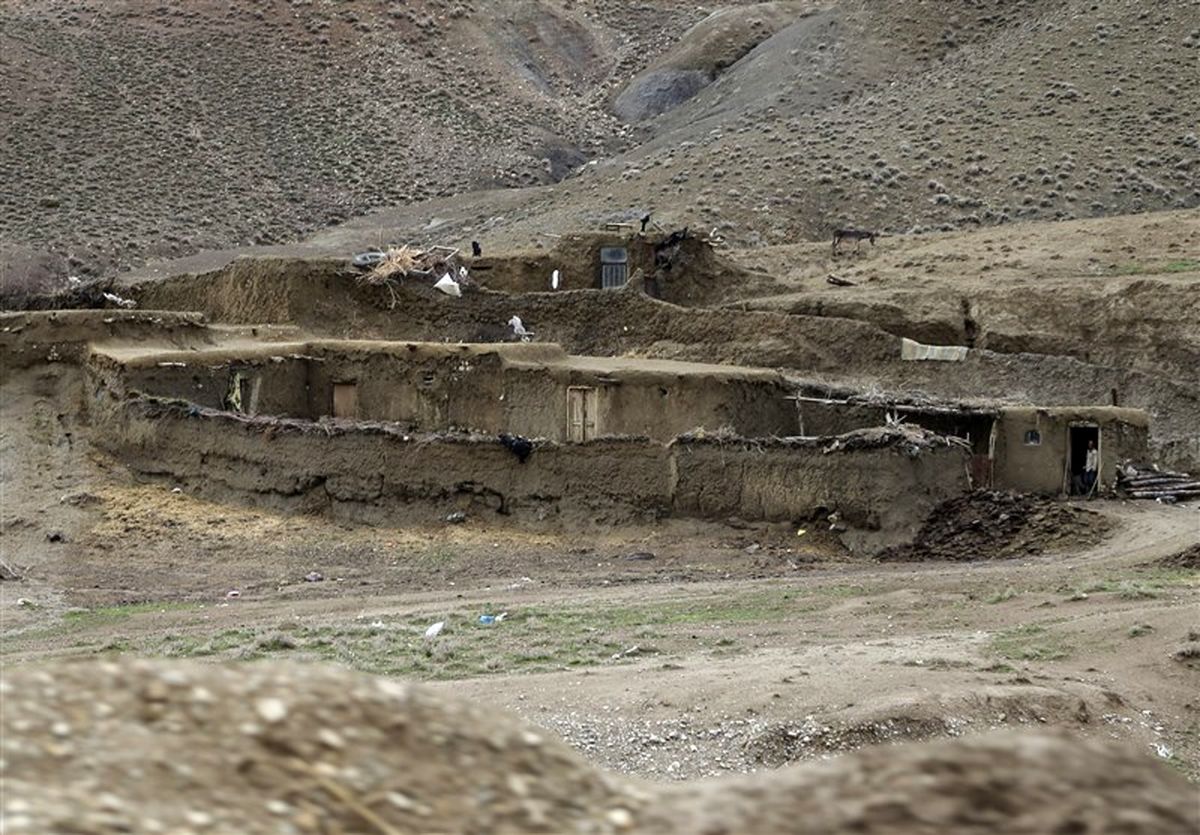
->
{"left": 2, "top": 0, "right": 1197, "bottom": 286}
{"left": 0, "top": 0, "right": 738, "bottom": 282}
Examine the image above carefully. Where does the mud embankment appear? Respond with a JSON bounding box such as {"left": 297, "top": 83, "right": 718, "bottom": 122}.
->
{"left": 88, "top": 395, "right": 969, "bottom": 552}
{"left": 128, "top": 257, "right": 900, "bottom": 373}
{"left": 0, "top": 310, "right": 208, "bottom": 371}
{"left": 739, "top": 278, "right": 1200, "bottom": 385}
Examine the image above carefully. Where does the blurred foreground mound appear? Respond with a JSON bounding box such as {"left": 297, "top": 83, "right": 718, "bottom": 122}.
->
{"left": 2, "top": 659, "right": 1195, "bottom": 834}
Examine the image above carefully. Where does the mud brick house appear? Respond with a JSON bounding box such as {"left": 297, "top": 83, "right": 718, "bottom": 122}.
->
{"left": 96, "top": 340, "right": 798, "bottom": 443}
{"left": 793, "top": 396, "right": 1149, "bottom": 495}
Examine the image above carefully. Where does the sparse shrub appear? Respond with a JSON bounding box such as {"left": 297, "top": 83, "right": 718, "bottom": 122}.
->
{"left": 1115, "top": 582, "right": 1159, "bottom": 601}
{"left": 986, "top": 586, "right": 1018, "bottom": 604}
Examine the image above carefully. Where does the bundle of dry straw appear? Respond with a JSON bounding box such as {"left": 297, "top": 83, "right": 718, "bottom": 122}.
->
{"left": 359, "top": 246, "right": 418, "bottom": 285}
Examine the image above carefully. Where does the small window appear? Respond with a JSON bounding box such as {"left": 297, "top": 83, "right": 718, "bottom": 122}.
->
{"left": 1024, "top": 429, "right": 1041, "bottom": 446}
{"left": 599, "top": 246, "right": 628, "bottom": 289}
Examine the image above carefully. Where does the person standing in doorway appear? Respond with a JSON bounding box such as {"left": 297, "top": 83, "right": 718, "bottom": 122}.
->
{"left": 1082, "top": 439, "right": 1099, "bottom": 496}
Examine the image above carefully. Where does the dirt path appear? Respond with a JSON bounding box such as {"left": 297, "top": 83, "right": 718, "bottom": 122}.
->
{"left": 5, "top": 470, "right": 1197, "bottom": 780}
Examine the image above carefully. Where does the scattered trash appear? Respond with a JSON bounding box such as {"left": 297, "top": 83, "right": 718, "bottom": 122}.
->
{"left": 225, "top": 589, "right": 241, "bottom": 599}
{"left": 424, "top": 621, "right": 446, "bottom": 639}
{"left": 1153, "top": 742, "right": 1173, "bottom": 760}
{"left": 0, "top": 559, "right": 22, "bottom": 581}
{"left": 471, "top": 240, "right": 482, "bottom": 257}
{"left": 479, "top": 614, "right": 497, "bottom": 625}
{"left": 499, "top": 433, "right": 533, "bottom": 463}
{"left": 900, "top": 337, "right": 969, "bottom": 362}
{"left": 351, "top": 251, "right": 387, "bottom": 270}
{"left": 172, "top": 487, "right": 183, "bottom": 494}
{"left": 102, "top": 291, "right": 137, "bottom": 309}
{"left": 625, "top": 551, "right": 656, "bottom": 561}
{"left": 745, "top": 543, "right": 762, "bottom": 554}
{"left": 434, "top": 274, "right": 462, "bottom": 297}
{"left": 16, "top": 597, "right": 38, "bottom": 608}
{"left": 458, "top": 265, "right": 470, "bottom": 282}
{"left": 611, "top": 645, "right": 642, "bottom": 660}
{"left": 826, "top": 274, "right": 857, "bottom": 287}
{"left": 508, "top": 315, "right": 531, "bottom": 341}
{"left": 304, "top": 571, "right": 325, "bottom": 583}
{"left": 550, "top": 269, "right": 561, "bottom": 290}
{"left": 369, "top": 620, "right": 386, "bottom": 629}
{"left": 796, "top": 529, "right": 807, "bottom": 537}
{"left": 446, "top": 511, "right": 467, "bottom": 524}
{"left": 45, "top": 531, "right": 65, "bottom": 543}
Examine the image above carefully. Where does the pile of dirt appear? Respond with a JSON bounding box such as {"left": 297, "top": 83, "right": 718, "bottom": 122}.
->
{"left": 2, "top": 659, "right": 1195, "bottom": 835}
{"left": 879, "top": 491, "right": 1112, "bottom": 562}
{"left": 1151, "top": 542, "right": 1200, "bottom": 570}
{"left": 0, "top": 658, "right": 633, "bottom": 834}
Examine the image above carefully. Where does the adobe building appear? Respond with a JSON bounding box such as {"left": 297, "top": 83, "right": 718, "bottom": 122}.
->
{"left": 93, "top": 340, "right": 799, "bottom": 443}
{"left": 794, "top": 396, "right": 1149, "bottom": 495}
{"left": 465, "top": 228, "right": 748, "bottom": 304}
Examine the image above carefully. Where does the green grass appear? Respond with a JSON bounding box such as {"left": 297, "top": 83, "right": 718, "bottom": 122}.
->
{"left": 1067, "top": 568, "right": 1195, "bottom": 602}
{"left": 63, "top": 601, "right": 199, "bottom": 626}
{"left": 1127, "top": 623, "right": 1154, "bottom": 638}
{"left": 139, "top": 588, "right": 826, "bottom": 680}
{"left": 1108, "top": 259, "right": 1200, "bottom": 276}
{"left": 990, "top": 624, "right": 1073, "bottom": 662}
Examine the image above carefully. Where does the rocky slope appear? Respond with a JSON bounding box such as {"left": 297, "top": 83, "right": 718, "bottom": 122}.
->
{"left": 2, "top": 0, "right": 1197, "bottom": 287}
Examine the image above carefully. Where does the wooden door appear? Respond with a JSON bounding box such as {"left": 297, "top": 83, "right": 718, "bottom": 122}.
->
{"left": 332, "top": 382, "right": 359, "bottom": 419}
{"left": 567, "top": 386, "right": 598, "bottom": 442}
{"left": 970, "top": 455, "right": 993, "bottom": 488}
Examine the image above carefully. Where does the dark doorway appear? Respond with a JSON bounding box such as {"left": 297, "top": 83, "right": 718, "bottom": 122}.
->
{"left": 1067, "top": 425, "right": 1100, "bottom": 495}
{"left": 909, "top": 411, "right": 995, "bottom": 488}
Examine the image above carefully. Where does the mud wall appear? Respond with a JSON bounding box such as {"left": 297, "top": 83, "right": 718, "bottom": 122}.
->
{"left": 672, "top": 438, "right": 970, "bottom": 551}
{"left": 304, "top": 350, "right": 507, "bottom": 430}
{"left": 0, "top": 311, "right": 209, "bottom": 372}
{"left": 468, "top": 232, "right": 740, "bottom": 302}
{"left": 502, "top": 364, "right": 798, "bottom": 441}
{"left": 107, "top": 355, "right": 312, "bottom": 417}
{"left": 796, "top": 400, "right": 885, "bottom": 436}
{"left": 126, "top": 258, "right": 901, "bottom": 374}
{"left": 95, "top": 341, "right": 798, "bottom": 442}
{"left": 992, "top": 408, "right": 1150, "bottom": 494}
{"left": 592, "top": 375, "right": 796, "bottom": 439}
{"left": 93, "top": 399, "right": 674, "bottom": 528}
{"left": 91, "top": 399, "right": 970, "bottom": 550}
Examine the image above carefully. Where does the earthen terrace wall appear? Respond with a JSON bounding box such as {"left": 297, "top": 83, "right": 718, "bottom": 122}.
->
{"left": 91, "top": 397, "right": 971, "bottom": 551}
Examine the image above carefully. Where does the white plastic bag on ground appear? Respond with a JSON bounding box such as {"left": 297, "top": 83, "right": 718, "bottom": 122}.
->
{"left": 424, "top": 621, "right": 445, "bottom": 639}
{"left": 434, "top": 275, "right": 461, "bottom": 297}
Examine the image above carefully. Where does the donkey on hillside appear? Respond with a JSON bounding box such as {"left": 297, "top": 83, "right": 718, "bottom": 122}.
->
{"left": 832, "top": 228, "right": 877, "bottom": 254}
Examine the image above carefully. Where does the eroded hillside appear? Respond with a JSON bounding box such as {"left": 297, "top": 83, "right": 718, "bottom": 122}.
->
{"left": 2, "top": 0, "right": 1197, "bottom": 286}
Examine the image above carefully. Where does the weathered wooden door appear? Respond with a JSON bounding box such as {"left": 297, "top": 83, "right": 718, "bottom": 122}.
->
{"left": 567, "top": 386, "right": 598, "bottom": 442}
{"left": 332, "top": 382, "right": 359, "bottom": 419}
{"left": 970, "top": 455, "right": 993, "bottom": 488}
